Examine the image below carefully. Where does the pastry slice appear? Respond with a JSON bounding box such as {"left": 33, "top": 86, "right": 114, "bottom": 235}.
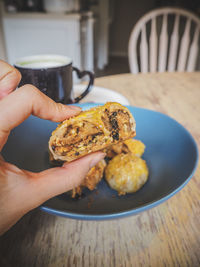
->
{"left": 72, "top": 159, "right": 106, "bottom": 197}
{"left": 49, "top": 102, "right": 136, "bottom": 162}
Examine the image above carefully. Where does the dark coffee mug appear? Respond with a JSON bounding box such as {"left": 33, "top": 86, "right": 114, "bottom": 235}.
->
{"left": 14, "top": 54, "right": 94, "bottom": 104}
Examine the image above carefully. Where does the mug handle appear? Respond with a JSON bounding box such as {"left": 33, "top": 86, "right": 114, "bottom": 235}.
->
{"left": 72, "top": 67, "right": 94, "bottom": 103}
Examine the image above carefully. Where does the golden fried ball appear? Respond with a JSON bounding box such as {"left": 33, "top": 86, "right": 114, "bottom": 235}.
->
{"left": 105, "top": 139, "right": 145, "bottom": 158}
{"left": 123, "top": 139, "right": 145, "bottom": 157}
{"left": 105, "top": 153, "right": 148, "bottom": 195}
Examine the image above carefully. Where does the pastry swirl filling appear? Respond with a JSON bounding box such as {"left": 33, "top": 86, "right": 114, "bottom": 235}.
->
{"left": 49, "top": 103, "right": 136, "bottom": 162}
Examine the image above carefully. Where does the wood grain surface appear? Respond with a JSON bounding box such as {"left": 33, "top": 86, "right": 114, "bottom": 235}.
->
{"left": 0, "top": 72, "right": 200, "bottom": 267}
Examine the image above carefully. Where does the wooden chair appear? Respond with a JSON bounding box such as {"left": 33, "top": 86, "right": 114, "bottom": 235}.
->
{"left": 128, "top": 7, "right": 200, "bottom": 73}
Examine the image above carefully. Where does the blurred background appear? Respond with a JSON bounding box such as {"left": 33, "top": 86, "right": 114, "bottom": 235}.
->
{"left": 0, "top": 0, "right": 200, "bottom": 77}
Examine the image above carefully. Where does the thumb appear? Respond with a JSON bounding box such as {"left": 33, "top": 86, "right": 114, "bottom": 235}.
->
{"left": 29, "top": 152, "right": 105, "bottom": 208}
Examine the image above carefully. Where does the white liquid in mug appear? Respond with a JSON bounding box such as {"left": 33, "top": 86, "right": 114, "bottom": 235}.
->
{"left": 15, "top": 55, "right": 72, "bottom": 69}
{"left": 21, "top": 61, "right": 65, "bottom": 68}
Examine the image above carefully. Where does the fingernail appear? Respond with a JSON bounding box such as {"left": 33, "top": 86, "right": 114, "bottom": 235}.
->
{"left": 89, "top": 152, "right": 106, "bottom": 168}
{"left": 67, "top": 105, "right": 82, "bottom": 111}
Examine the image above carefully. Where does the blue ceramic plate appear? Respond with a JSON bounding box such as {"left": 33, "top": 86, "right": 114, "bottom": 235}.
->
{"left": 2, "top": 103, "right": 198, "bottom": 220}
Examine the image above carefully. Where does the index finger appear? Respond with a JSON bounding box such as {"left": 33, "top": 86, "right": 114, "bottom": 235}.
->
{"left": 0, "top": 84, "right": 81, "bottom": 151}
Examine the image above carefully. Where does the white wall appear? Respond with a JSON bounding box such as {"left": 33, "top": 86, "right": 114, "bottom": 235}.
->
{"left": 0, "top": 2, "right": 7, "bottom": 61}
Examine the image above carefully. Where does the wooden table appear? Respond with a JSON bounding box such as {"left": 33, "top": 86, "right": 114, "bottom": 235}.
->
{"left": 0, "top": 72, "right": 200, "bottom": 267}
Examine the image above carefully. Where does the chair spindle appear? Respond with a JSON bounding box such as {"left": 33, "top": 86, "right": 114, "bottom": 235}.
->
{"left": 150, "top": 17, "right": 158, "bottom": 72}
{"left": 168, "top": 15, "right": 180, "bottom": 71}
{"left": 158, "top": 14, "right": 168, "bottom": 72}
{"left": 177, "top": 19, "right": 191, "bottom": 71}
{"left": 140, "top": 26, "right": 148, "bottom": 73}
{"left": 187, "top": 26, "right": 199, "bottom": 71}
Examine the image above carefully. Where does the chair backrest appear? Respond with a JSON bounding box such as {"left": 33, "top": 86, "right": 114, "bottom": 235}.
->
{"left": 128, "top": 7, "right": 200, "bottom": 73}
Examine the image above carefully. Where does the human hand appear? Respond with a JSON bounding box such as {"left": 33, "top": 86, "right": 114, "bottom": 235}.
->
{"left": 0, "top": 60, "right": 104, "bottom": 235}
